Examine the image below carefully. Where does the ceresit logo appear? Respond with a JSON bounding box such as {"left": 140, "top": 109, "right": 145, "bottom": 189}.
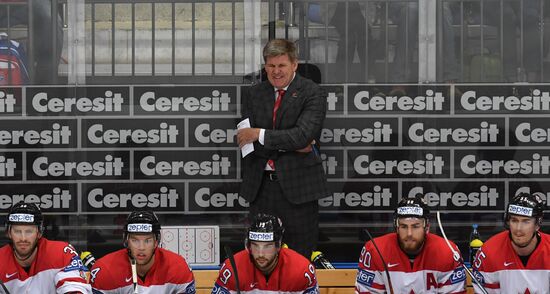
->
{"left": 320, "top": 122, "right": 393, "bottom": 144}
{"left": 139, "top": 90, "right": 231, "bottom": 112}
{"left": 87, "top": 187, "right": 179, "bottom": 209}
{"left": 193, "top": 123, "right": 237, "bottom": 144}
{"left": 407, "top": 186, "right": 500, "bottom": 208}
{"left": 0, "top": 91, "right": 17, "bottom": 113}
{"left": 248, "top": 232, "right": 274, "bottom": 242}
{"left": 8, "top": 213, "right": 34, "bottom": 223}
{"left": 508, "top": 204, "right": 533, "bottom": 217}
{"left": 353, "top": 154, "right": 445, "bottom": 175}
{"left": 460, "top": 89, "right": 550, "bottom": 111}
{"left": 397, "top": 206, "right": 423, "bottom": 216}
{"left": 194, "top": 187, "right": 247, "bottom": 208}
{"left": 139, "top": 155, "right": 231, "bottom": 176}
{"left": 127, "top": 223, "right": 153, "bottom": 233}
{"left": 352, "top": 89, "right": 446, "bottom": 111}
{"left": 31, "top": 91, "right": 124, "bottom": 113}
{"left": 87, "top": 122, "right": 179, "bottom": 145}
{"left": 407, "top": 121, "right": 500, "bottom": 143}
{"left": 319, "top": 186, "right": 392, "bottom": 208}
{"left": 0, "top": 187, "right": 73, "bottom": 209}
{"left": 0, "top": 156, "right": 16, "bottom": 177}
{"left": 460, "top": 153, "right": 550, "bottom": 175}
{"left": 32, "top": 155, "right": 124, "bottom": 177}
{"left": 0, "top": 123, "right": 72, "bottom": 145}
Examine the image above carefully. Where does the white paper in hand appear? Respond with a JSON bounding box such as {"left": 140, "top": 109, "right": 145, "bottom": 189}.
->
{"left": 237, "top": 118, "right": 254, "bottom": 158}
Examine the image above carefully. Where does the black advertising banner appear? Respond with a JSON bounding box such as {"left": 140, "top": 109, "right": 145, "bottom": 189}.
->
{"left": 134, "top": 150, "right": 237, "bottom": 180}
{"left": 25, "top": 86, "right": 130, "bottom": 116}
{"left": 319, "top": 181, "right": 398, "bottom": 212}
{"left": 82, "top": 182, "right": 185, "bottom": 213}
{"left": 402, "top": 181, "right": 505, "bottom": 212}
{"left": 0, "top": 119, "right": 77, "bottom": 149}
{"left": 321, "top": 117, "right": 398, "bottom": 147}
{"left": 0, "top": 184, "right": 78, "bottom": 213}
{"left": 0, "top": 87, "right": 22, "bottom": 115}
{"left": 188, "top": 182, "right": 246, "bottom": 213}
{"left": 188, "top": 117, "right": 239, "bottom": 147}
{"left": 347, "top": 149, "right": 451, "bottom": 179}
{"left": 402, "top": 117, "right": 505, "bottom": 146}
{"left": 347, "top": 85, "right": 451, "bottom": 114}
{"left": 0, "top": 152, "right": 22, "bottom": 181}
{"left": 26, "top": 151, "right": 131, "bottom": 180}
{"left": 82, "top": 118, "right": 185, "bottom": 148}
{"left": 1, "top": 84, "right": 548, "bottom": 216}
{"left": 133, "top": 86, "right": 238, "bottom": 116}
{"left": 454, "top": 85, "right": 550, "bottom": 114}
{"left": 454, "top": 149, "right": 550, "bottom": 179}
{"left": 322, "top": 85, "right": 344, "bottom": 115}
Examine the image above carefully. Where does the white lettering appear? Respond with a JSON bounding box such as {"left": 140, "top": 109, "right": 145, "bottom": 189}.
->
{"left": 32, "top": 91, "right": 124, "bottom": 113}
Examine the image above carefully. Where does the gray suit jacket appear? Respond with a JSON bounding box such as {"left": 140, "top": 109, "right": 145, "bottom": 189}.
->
{"left": 240, "top": 74, "right": 329, "bottom": 204}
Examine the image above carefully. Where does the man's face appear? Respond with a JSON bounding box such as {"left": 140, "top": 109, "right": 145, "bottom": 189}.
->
{"left": 509, "top": 215, "right": 539, "bottom": 248}
{"left": 8, "top": 225, "right": 41, "bottom": 259}
{"left": 265, "top": 54, "right": 298, "bottom": 89}
{"left": 396, "top": 217, "right": 427, "bottom": 255}
{"left": 127, "top": 233, "right": 157, "bottom": 266}
{"left": 249, "top": 241, "right": 279, "bottom": 273}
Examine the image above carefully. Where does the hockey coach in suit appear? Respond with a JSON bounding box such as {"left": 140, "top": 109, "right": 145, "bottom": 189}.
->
{"left": 237, "top": 38, "right": 330, "bottom": 258}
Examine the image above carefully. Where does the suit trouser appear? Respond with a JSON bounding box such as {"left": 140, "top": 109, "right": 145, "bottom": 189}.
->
{"left": 249, "top": 173, "right": 319, "bottom": 259}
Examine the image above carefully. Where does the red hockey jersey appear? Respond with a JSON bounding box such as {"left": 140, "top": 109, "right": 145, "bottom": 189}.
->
{"left": 212, "top": 247, "right": 319, "bottom": 294}
{"left": 90, "top": 248, "right": 195, "bottom": 294}
{"left": 355, "top": 232, "right": 467, "bottom": 294}
{"left": 0, "top": 238, "right": 91, "bottom": 293}
{"left": 472, "top": 231, "right": 550, "bottom": 293}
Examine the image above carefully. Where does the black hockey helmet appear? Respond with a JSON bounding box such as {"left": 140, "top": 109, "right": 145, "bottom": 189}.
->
{"left": 505, "top": 192, "right": 545, "bottom": 227}
{"left": 123, "top": 210, "right": 161, "bottom": 246}
{"left": 394, "top": 196, "right": 430, "bottom": 228}
{"left": 246, "top": 213, "right": 284, "bottom": 247}
{"left": 6, "top": 201, "right": 44, "bottom": 233}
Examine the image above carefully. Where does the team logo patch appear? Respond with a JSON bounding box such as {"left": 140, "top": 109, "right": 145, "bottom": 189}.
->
{"left": 8, "top": 213, "right": 34, "bottom": 223}
{"left": 356, "top": 269, "right": 375, "bottom": 287}
{"left": 472, "top": 269, "right": 485, "bottom": 285}
{"left": 508, "top": 205, "right": 533, "bottom": 217}
{"left": 127, "top": 223, "right": 153, "bottom": 233}
{"left": 397, "top": 206, "right": 423, "bottom": 216}
{"left": 303, "top": 286, "right": 320, "bottom": 294}
{"left": 248, "top": 231, "right": 274, "bottom": 241}
{"left": 185, "top": 281, "right": 196, "bottom": 293}
{"left": 64, "top": 256, "right": 86, "bottom": 272}
{"left": 449, "top": 267, "right": 466, "bottom": 284}
{"left": 212, "top": 283, "right": 231, "bottom": 294}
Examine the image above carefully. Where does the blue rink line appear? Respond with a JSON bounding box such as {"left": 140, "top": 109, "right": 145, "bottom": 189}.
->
{"left": 192, "top": 262, "right": 358, "bottom": 271}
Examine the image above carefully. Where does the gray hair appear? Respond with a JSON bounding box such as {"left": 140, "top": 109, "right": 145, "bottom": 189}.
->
{"left": 262, "top": 39, "right": 298, "bottom": 63}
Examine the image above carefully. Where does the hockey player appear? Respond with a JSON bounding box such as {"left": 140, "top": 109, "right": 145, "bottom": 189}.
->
{"left": 211, "top": 213, "right": 319, "bottom": 293}
{"left": 0, "top": 201, "right": 92, "bottom": 293}
{"left": 473, "top": 192, "right": 550, "bottom": 293}
{"left": 355, "top": 197, "right": 467, "bottom": 293}
{"left": 90, "top": 210, "right": 196, "bottom": 293}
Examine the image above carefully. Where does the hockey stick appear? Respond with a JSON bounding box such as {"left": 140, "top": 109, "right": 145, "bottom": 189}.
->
{"left": 130, "top": 258, "right": 138, "bottom": 294}
{"left": 0, "top": 279, "right": 10, "bottom": 294}
{"left": 436, "top": 211, "right": 489, "bottom": 294}
{"left": 224, "top": 245, "right": 241, "bottom": 294}
{"left": 364, "top": 229, "right": 394, "bottom": 294}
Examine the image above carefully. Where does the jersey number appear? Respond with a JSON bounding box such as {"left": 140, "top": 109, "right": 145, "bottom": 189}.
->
{"left": 304, "top": 264, "right": 316, "bottom": 286}
{"left": 359, "top": 247, "right": 372, "bottom": 268}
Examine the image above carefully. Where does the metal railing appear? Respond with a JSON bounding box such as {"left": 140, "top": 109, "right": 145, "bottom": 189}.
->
{"left": 0, "top": 0, "right": 547, "bottom": 84}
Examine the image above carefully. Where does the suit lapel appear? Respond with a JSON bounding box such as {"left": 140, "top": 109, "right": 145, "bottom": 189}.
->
{"left": 275, "top": 75, "right": 302, "bottom": 127}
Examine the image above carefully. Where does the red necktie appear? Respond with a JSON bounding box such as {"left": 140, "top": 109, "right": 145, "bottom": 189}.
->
{"left": 267, "top": 89, "right": 285, "bottom": 170}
